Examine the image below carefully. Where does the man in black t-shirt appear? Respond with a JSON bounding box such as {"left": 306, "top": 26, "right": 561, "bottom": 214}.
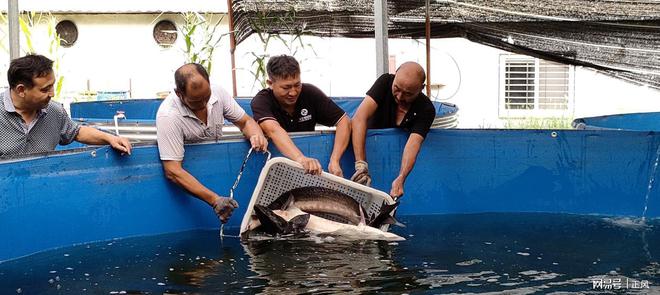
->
{"left": 251, "top": 55, "right": 351, "bottom": 176}
{"left": 351, "top": 62, "right": 436, "bottom": 199}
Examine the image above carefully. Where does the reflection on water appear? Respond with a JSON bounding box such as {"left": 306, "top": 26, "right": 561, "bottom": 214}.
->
{"left": 240, "top": 238, "right": 419, "bottom": 294}
{"left": 0, "top": 213, "right": 659, "bottom": 294}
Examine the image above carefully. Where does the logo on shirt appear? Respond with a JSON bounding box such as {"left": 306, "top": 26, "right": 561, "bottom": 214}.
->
{"left": 298, "top": 108, "right": 312, "bottom": 122}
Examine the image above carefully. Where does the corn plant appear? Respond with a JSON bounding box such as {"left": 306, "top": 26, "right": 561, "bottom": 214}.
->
{"left": 19, "top": 12, "right": 65, "bottom": 101}
{"left": 245, "top": 2, "right": 315, "bottom": 91}
{"left": 0, "top": 13, "right": 9, "bottom": 54}
{"left": 45, "top": 15, "right": 64, "bottom": 99}
{"left": 179, "top": 12, "right": 226, "bottom": 74}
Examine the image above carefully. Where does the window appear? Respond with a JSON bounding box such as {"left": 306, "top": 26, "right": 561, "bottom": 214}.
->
{"left": 499, "top": 55, "right": 573, "bottom": 117}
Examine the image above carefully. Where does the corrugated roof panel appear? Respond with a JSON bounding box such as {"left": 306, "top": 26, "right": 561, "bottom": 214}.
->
{"left": 0, "top": 0, "right": 228, "bottom": 13}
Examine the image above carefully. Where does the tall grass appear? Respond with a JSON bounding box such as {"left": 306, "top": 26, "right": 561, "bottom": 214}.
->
{"left": 503, "top": 117, "right": 574, "bottom": 129}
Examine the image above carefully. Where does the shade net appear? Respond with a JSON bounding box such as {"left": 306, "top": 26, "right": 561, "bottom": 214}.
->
{"left": 232, "top": 0, "right": 660, "bottom": 89}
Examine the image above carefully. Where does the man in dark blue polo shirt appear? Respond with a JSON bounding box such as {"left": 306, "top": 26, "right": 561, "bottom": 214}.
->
{"left": 351, "top": 62, "right": 436, "bottom": 198}
{"left": 251, "top": 55, "right": 351, "bottom": 176}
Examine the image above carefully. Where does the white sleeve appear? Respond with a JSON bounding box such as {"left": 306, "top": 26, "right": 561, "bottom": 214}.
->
{"left": 156, "top": 114, "right": 185, "bottom": 161}
{"left": 216, "top": 86, "right": 246, "bottom": 123}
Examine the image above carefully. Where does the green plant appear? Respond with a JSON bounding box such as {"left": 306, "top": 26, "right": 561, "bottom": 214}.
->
{"left": 18, "top": 11, "right": 37, "bottom": 53}
{"left": 71, "top": 91, "right": 97, "bottom": 102}
{"left": 19, "top": 12, "right": 65, "bottom": 101}
{"left": 503, "top": 117, "right": 574, "bottom": 129}
{"left": 245, "top": 2, "right": 315, "bottom": 91}
{"left": 45, "top": 15, "right": 64, "bottom": 99}
{"left": 0, "top": 13, "right": 9, "bottom": 54}
{"left": 179, "top": 12, "right": 226, "bottom": 74}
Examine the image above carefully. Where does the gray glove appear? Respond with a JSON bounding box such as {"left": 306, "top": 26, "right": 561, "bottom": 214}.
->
{"left": 350, "top": 160, "right": 372, "bottom": 186}
{"left": 212, "top": 196, "right": 239, "bottom": 224}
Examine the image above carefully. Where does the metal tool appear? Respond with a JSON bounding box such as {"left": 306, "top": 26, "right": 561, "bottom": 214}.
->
{"left": 220, "top": 147, "right": 271, "bottom": 238}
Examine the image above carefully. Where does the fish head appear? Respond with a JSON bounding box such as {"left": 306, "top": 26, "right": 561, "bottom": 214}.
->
{"left": 254, "top": 205, "right": 290, "bottom": 235}
{"left": 254, "top": 204, "right": 310, "bottom": 235}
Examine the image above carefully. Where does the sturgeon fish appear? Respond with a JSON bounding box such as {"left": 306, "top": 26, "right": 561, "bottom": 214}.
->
{"left": 247, "top": 186, "right": 404, "bottom": 241}
{"left": 267, "top": 187, "right": 402, "bottom": 227}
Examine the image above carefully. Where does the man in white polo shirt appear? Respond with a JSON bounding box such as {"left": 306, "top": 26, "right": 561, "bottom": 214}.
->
{"left": 156, "top": 63, "right": 268, "bottom": 224}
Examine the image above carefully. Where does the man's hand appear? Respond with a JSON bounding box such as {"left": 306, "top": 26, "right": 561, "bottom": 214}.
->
{"left": 328, "top": 160, "right": 343, "bottom": 177}
{"left": 249, "top": 134, "right": 268, "bottom": 152}
{"left": 296, "top": 156, "right": 322, "bottom": 175}
{"left": 390, "top": 175, "right": 405, "bottom": 199}
{"left": 108, "top": 136, "right": 132, "bottom": 155}
{"left": 350, "top": 160, "right": 371, "bottom": 186}
{"left": 212, "top": 196, "right": 239, "bottom": 224}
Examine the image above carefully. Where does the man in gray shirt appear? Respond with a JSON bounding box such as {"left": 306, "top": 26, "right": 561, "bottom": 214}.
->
{"left": 156, "top": 63, "right": 268, "bottom": 224}
{"left": 0, "top": 54, "right": 132, "bottom": 157}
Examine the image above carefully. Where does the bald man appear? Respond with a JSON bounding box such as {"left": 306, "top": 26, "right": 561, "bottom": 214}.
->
{"left": 351, "top": 62, "right": 436, "bottom": 199}
{"left": 156, "top": 63, "right": 268, "bottom": 224}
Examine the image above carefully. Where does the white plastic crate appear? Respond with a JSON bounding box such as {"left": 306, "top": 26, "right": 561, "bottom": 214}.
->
{"left": 239, "top": 157, "right": 396, "bottom": 236}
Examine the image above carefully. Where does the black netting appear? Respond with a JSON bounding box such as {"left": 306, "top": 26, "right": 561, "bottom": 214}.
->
{"left": 232, "top": 0, "right": 660, "bottom": 88}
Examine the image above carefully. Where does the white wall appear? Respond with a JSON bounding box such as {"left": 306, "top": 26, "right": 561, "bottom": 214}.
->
{"left": 233, "top": 35, "right": 379, "bottom": 97}
{"left": 574, "top": 70, "right": 660, "bottom": 118}
{"left": 406, "top": 38, "right": 504, "bottom": 128}
{"left": 58, "top": 14, "right": 181, "bottom": 98}
{"left": 0, "top": 13, "right": 233, "bottom": 100}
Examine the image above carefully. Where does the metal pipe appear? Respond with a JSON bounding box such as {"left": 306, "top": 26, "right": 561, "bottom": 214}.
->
{"left": 8, "top": 0, "right": 20, "bottom": 60}
{"left": 425, "top": 0, "right": 431, "bottom": 96}
{"left": 374, "top": 0, "right": 389, "bottom": 76}
{"left": 113, "top": 111, "right": 126, "bottom": 136}
{"left": 227, "top": 0, "right": 238, "bottom": 97}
